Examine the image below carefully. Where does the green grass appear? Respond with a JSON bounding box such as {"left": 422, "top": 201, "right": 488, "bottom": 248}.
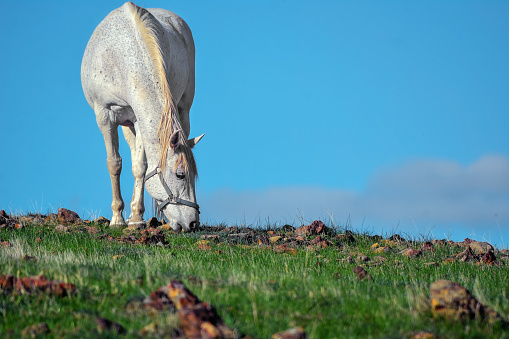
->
{"left": 1, "top": 218, "right": 508, "bottom": 338}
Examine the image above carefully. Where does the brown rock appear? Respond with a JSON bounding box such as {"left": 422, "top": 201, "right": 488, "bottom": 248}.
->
{"left": 21, "top": 323, "right": 50, "bottom": 337}
{"left": 96, "top": 317, "right": 126, "bottom": 334}
{"left": 295, "top": 220, "right": 329, "bottom": 237}
{"left": 389, "top": 234, "right": 405, "bottom": 242}
{"left": 381, "top": 239, "right": 398, "bottom": 247}
{"left": 430, "top": 279, "right": 506, "bottom": 325}
{"left": 272, "top": 326, "right": 307, "bottom": 339}
{"left": 481, "top": 251, "right": 496, "bottom": 265}
{"left": 166, "top": 280, "right": 237, "bottom": 338}
{"left": 468, "top": 241, "right": 495, "bottom": 255}
{"left": 373, "top": 246, "right": 392, "bottom": 254}
{"left": 432, "top": 239, "right": 447, "bottom": 247}
{"left": 421, "top": 242, "right": 435, "bottom": 252}
{"left": 401, "top": 248, "right": 422, "bottom": 258}
{"left": 270, "top": 236, "right": 283, "bottom": 244}
{"left": 57, "top": 208, "right": 81, "bottom": 225}
{"left": 281, "top": 224, "right": 296, "bottom": 233}
{"left": 274, "top": 244, "right": 298, "bottom": 255}
{"left": 93, "top": 216, "right": 110, "bottom": 225}
{"left": 353, "top": 266, "right": 372, "bottom": 280}
{"left": 457, "top": 246, "right": 478, "bottom": 262}
{"left": 0, "top": 210, "right": 8, "bottom": 218}
{"left": 0, "top": 274, "right": 75, "bottom": 296}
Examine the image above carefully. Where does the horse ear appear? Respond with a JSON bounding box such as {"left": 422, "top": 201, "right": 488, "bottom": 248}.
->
{"left": 170, "top": 131, "right": 180, "bottom": 149}
{"left": 188, "top": 133, "right": 205, "bottom": 148}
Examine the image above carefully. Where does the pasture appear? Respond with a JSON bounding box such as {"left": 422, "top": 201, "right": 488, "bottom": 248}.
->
{"left": 1, "top": 211, "right": 508, "bottom": 338}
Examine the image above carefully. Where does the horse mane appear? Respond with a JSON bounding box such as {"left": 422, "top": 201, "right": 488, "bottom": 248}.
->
{"left": 128, "top": 2, "right": 197, "bottom": 181}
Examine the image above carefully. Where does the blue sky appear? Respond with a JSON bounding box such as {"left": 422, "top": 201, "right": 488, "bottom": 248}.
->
{"left": 1, "top": 1, "right": 508, "bottom": 247}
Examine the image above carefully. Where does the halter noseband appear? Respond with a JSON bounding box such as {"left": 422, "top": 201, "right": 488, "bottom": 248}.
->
{"left": 144, "top": 167, "right": 200, "bottom": 215}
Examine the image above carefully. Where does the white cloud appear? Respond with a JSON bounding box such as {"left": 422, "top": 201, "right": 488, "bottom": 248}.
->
{"left": 198, "top": 154, "right": 509, "bottom": 245}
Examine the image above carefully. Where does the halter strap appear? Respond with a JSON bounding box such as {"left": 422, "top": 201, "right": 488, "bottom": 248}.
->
{"left": 144, "top": 167, "right": 200, "bottom": 215}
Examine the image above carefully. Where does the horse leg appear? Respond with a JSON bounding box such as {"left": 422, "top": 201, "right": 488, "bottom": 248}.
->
{"left": 122, "top": 124, "right": 147, "bottom": 227}
{"left": 95, "top": 107, "right": 126, "bottom": 227}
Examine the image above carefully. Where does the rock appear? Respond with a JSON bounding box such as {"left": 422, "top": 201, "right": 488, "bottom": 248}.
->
{"left": 96, "top": 317, "right": 126, "bottom": 334}
{"left": 309, "top": 236, "right": 330, "bottom": 248}
{"left": 93, "top": 216, "right": 110, "bottom": 225}
{"left": 468, "top": 241, "right": 495, "bottom": 255}
{"left": 401, "top": 248, "right": 422, "bottom": 258}
{"left": 373, "top": 246, "right": 392, "bottom": 254}
{"left": 272, "top": 326, "right": 307, "bottom": 339}
{"left": 123, "top": 225, "right": 141, "bottom": 235}
{"left": 270, "top": 236, "right": 282, "bottom": 244}
{"left": 281, "top": 224, "right": 296, "bottom": 233}
{"left": 353, "top": 266, "right": 372, "bottom": 280}
{"left": 57, "top": 208, "right": 81, "bottom": 225}
{"left": 0, "top": 274, "right": 75, "bottom": 297}
{"left": 432, "top": 239, "right": 447, "bottom": 247}
{"left": 0, "top": 210, "right": 8, "bottom": 218}
{"left": 457, "top": 246, "right": 478, "bottom": 262}
{"left": 273, "top": 244, "right": 298, "bottom": 255}
{"left": 481, "top": 251, "right": 497, "bottom": 265}
{"left": 409, "top": 331, "right": 436, "bottom": 339}
{"left": 381, "top": 239, "right": 398, "bottom": 247}
{"left": 430, "top": 279, "right": 506, "bottom": 325}
{"left": 295, "top": 220, "right": 329, "bottom": 237}
{"left": 421, "top": 242, "right": 435, "bottom": 252}
{"left": 389, "top": 234, "right": 405, "bottom": 242}
{"left": 21, "top": 323, "right": 50, "bottom": 337}
{"left": 166, "top": 280, "right": 237, "bottom": 338}
{"left": 1, "top": 241, "right": 12, "bottom": 247}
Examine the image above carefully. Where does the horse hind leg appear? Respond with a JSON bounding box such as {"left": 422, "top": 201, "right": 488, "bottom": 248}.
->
{"left": 122, "top": 124, "right": 147, "bottom": 227}
{"left": 95, "top": 106, "right": 126, "bottom": 227}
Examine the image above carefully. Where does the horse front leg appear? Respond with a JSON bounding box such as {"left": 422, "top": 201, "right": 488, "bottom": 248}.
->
{"left": 96, "top": 107, "right": 126, "bottom": 227}
{"left": 122, "top": 124, "right": 147, "bottom": 227}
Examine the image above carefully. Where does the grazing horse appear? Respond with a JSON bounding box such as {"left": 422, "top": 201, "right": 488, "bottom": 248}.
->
{"left": 81, "top": 2, "right": 203, "bottom": 231}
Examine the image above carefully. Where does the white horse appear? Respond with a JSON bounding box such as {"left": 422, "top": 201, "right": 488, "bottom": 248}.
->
{"left": 81, "top": 2, "right": 203, "bottom": 231}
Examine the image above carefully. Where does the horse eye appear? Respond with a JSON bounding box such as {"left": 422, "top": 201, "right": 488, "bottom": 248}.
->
{"left": 176, "top": 172, "right": 185, "bottom": 180}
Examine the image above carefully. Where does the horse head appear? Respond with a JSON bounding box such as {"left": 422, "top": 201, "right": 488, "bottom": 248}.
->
{"left": 146, "top": 132, "right": 204, "bottom": 232}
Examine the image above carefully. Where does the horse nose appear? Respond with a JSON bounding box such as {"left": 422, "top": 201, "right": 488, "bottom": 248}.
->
{"left": 189, "top": 221, "right": 200, "bottom": 230}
